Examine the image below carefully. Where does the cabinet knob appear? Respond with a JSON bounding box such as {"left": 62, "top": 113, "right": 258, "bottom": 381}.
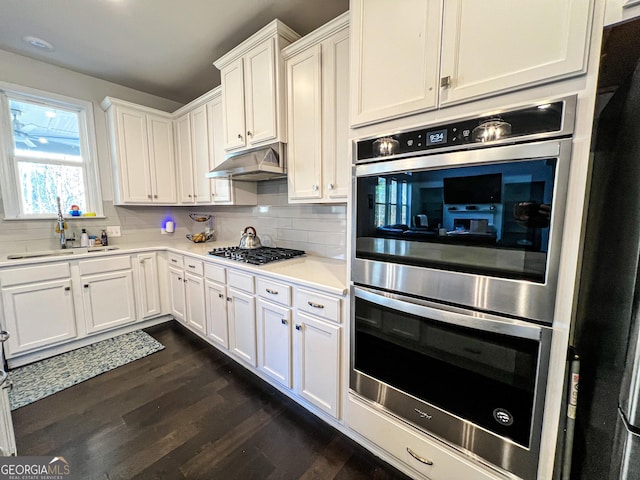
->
{"left": 139, "top": 259, "right": 145, "bottom": 264}
{"left": 295, "top": 324, "right": 302, "bottom": 331}
{"left": 154, "top": 194, "right": 158, "bottom": 199}
{"left": 328, "top": 183, "right": 334, "bottom": 190}
{"left": 84, "top": 284, "right": 89, "bottom": 288}
{"left": 227, "top": 297, "right": 232, "bottom": 302}
{"left": 440, "top": 76, "right": 452, "bottom": 89}
{"left": 188, "top": 194, "right": 192, "bottom": 198}
{"left": 178, "top": 277, "right": 182, "bottom": 281}
{"left": 64, "top": 286, "right": 71, "bottom": 291}
{"left": 312, "top": 184, "right": 319, "bottom": 192}
{"left": 147, "top": 194, "right": 152, "bottom": 199}
{"left": 218, "top": 293, "right": 224, "bottom": 299}
{"left": 237, "top": 133, "right": 243, "bottom": 140}
{"left": 281, "top": 319, "right": 288, "bottom": 325}
{"left": 247, "top": 130, "right": 253, "bottom": 137}
{"left": 183, "top": 279, "right": 187, "bottom": 283}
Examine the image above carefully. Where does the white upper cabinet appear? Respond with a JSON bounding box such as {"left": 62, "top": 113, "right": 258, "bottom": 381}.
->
{"left": 350, "top": 0, "right": 442, "bottom": 127}
{"left": 214, "top": 20, "right": 300, "bottom": 153}
{"left": 284, "top": 13, "right": 350, "bottom": 203}
{"left": 350, "top": 0, "right": 594, "bottom": 126}
{"left": 102, "top": 98, "right": 177, "bottom": 204}
{"left": 439, "top": 0, "right": 594, "bottom": 106}
{"left": 173, "top": 87, "right": 257, "bottom": 206}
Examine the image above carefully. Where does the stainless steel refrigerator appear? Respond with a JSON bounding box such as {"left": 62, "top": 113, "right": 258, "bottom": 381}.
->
{"left": 573, "top": 40, "right": 640, "bottom": 479}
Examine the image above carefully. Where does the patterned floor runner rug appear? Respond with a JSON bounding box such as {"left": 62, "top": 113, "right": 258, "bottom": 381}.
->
{"left": 7, "top": 330, "right": 164, "bottom": 410}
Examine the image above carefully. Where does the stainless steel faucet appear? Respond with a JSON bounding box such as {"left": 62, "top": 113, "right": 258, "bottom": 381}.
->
{"left": 56, "top": 196, "right": 67, "bottom": 249}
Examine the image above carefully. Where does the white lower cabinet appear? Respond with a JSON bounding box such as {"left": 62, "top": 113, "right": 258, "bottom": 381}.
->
{"left": 134, "top": 252, "right": 161, "bottom": 320}
{"left": 0, "top": 263, "right": 77, "bottom": 356}
{"left": 227, "top": 287, "right": 256, "bottom": 366}
{"left": 81, "top": 269, "right": 136, "bottom": 334}
{"left": 257, "top": 298, "right": 292, "bottom": 388}
{"left": 168, "top": 266, "right": 186, "bottom": 322}
{"left": 347, "top": 396, "right": 500, "bottom": 480}
{"left": 185, "top": 272, "right": 206, "bottom": 336}
{"left": 205, "top": 280, "right": 229, "bottom": 348}
{"left": 293, "top": 311, "right": 340, "bottom": 417}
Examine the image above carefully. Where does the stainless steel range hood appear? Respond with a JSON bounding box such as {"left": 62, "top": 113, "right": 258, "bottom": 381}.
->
{"left": 207, "top": 143, "right": 286, "bottom": 181}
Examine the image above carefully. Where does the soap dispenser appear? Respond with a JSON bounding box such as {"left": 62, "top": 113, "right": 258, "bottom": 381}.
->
{"left": 80, "top": 229, "right": 89, "bottom": 247}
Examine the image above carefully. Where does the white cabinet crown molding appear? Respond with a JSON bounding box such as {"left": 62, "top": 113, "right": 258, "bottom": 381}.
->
{"left": 100, "top": 96, "right": 173, "bottom": 117}
{"left": 282, "top": 12, "right": 349, "bottom": 59}
{"left": 172, "top": 86, "right": 221, "bottom": 117}
{"left": 213, "top": 19, "right": 301, "bottom": 70}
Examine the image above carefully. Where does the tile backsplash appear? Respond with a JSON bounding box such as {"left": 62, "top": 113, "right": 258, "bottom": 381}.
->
{"left": 0, "top": 179, "right": 347, "bottom": 259}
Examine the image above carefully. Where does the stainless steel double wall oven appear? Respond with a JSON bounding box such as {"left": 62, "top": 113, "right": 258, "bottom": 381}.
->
{"left": 350, "top": 97, "right": 576, "bottom": 480}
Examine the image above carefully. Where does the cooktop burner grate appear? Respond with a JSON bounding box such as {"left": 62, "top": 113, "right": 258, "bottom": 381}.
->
{"left": 208, "top": 246, "right": 305, "bottom": 265}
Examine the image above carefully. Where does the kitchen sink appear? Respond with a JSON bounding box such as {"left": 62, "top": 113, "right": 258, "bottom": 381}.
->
{"left": 7, "top": 246, "right": 119, "bottom": 260}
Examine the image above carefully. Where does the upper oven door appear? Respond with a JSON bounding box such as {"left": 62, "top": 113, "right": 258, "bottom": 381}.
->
{"left": 352, "top": 138, "right": 572, "bottom": 323}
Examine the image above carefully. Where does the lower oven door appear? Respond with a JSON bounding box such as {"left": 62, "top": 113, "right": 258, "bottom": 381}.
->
{"left": 351, "top": 285, "right": 552, "bottom": 480}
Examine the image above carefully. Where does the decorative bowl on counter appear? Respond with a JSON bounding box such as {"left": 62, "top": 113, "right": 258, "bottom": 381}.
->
{"left": 186, "top": 232, "right": 214, "bottom": 243}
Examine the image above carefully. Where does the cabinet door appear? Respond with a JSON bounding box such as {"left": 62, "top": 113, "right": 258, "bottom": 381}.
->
{"left": 287, "top": 44, "right": 323, "bottom": 201}
{"left": 146, "top": 114, "right": 177, "bottom": 203}
{"left": 175, "top": 113, "right": 195, "bottom": 203}
{"left": 439, "top": 0, "right": 593, "bottom": 105}
{"left": 323, "top": 28, "right": 350, "bottom": 201}
{"left": 221, "top": 58, "right": 247, "bottom": 151}
{"left": 82, "top": 270, "right": 136, "bottom": 334}
{"left": 205, "top": 280, "right": 229, "bottom": 348}
{"left": 350, "top": 0, "right": 442, "bottom": 127}
{"left": 185, "top": 272, "right": 206, "bottom": 335}
{"left": 1, "top": 279, "right": 77, "bottom": 355}
{"left": 168, "top": 266, "right": 186, "bottom": 322}
{"left": 114, "top": 105, "right": 153, "bottom": 203}
{"left": 227, "top": 288, "right": 256, "bottom": 366}
{"left": 135, "top": 252, "right": 161, "bottom": 320}
{"left": 206, "top": 96, "right": 233, "bottom": 204}
{"left": 191, "top": 106, "right": 213, "bottom": 204}
{"left": 257, "top": 299, "right": 292, "bottom": 388}
{"left": 244, "top": 39, "right": 278, "bottom": 146}
{"left": 294, "top": 312, "right": 340, "bottom": 417}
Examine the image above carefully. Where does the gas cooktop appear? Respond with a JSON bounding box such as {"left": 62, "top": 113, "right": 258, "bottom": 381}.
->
{"left": 208, "top": 246, "right": 305, "bottom": 265}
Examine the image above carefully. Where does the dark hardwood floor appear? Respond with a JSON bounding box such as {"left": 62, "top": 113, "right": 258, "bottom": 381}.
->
{"left": 12, "top": 322, "right": 413, "bottom": 480}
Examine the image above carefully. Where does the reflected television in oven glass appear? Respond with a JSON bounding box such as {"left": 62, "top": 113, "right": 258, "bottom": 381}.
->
{"left": 355, "top": 159, "right": 557, "bottom": 283}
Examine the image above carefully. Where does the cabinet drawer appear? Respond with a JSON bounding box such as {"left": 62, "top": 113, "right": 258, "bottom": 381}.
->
{"left": 295, "top": 288, "right": 341, "bottom": 323}
{"left": 347, "top": 396, "right": 502, "bottom": 480}
{"left": 167, "top": 253, "right": 184, "bottom": 269}
{"left": 204, "top": 263, "right": 226, "bottom": 284}
{"left": 228, "top": 269, "right": 254, "bottom": 293}
{"left": 184, "top": 258, "right": 204, "bottom": 276}
{"left": 79, "top": 255, "right": 131, "bottom": 275}
{"left": 0, "top": 263, "right": 71, "bottom": 287}
{"left": 257, "top": 277, "right": 291, "bottom": 306}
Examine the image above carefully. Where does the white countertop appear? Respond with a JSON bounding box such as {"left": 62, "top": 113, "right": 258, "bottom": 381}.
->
{"left": 0, "top": 240, "right": 349, "bottom": 296}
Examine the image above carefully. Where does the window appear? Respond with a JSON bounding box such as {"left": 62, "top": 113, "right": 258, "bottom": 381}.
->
{"left": 374, "top": 177, "right": 410, "bottom": 227}
{"left": 0, "top": 84, "right": 103, "bottom": 219}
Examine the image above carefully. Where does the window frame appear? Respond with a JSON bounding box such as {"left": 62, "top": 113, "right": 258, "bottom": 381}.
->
{"left": 0, "top": 82, "right": 103, "bottom": 220}
{"left": 375, "top": 176, "right": 410, "bottom": 227}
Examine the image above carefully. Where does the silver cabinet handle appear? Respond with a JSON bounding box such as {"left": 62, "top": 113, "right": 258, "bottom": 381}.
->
{"left": 266, "top": 288, "right": 278, "bottom": 295}
{"left": 281, "top": 319, "right": 287, "bottom": 325}
{"left": 406, "top": 447, "right": 433, "bottom": 466}
{"left": 307, "top": 301, "right": 324, "bottom": 309}
{"left": 0, "top": 331, "right": 10, "bottom": 343}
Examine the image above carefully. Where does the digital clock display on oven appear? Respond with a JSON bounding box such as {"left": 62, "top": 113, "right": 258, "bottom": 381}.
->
{"left": 426, "top": 129, "right": 447, "bottom": 146}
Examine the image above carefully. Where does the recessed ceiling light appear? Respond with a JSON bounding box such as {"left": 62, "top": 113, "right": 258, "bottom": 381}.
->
{"left": 23, "top": 36, "right": 54, "bottom": 51}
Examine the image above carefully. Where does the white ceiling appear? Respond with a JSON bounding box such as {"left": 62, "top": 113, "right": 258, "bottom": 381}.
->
{"left": 0, "top": 0, "right": 349, "bottom": 105}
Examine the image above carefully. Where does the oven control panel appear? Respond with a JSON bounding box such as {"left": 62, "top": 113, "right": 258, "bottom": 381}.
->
{"left": 356, "top": 99, "right": 567, "bottom": 161}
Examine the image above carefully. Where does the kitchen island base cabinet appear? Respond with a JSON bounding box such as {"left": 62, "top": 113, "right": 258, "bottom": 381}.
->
{"left": 0, "top": 273, "right": 77, "bottom": 356}
{"left": 294, "top": 311, "right": 340, "bottom": 418}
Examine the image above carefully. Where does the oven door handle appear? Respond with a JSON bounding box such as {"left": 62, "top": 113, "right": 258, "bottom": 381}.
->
{"left": 354, "top": 285, "right": 545, "bottom": 341}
